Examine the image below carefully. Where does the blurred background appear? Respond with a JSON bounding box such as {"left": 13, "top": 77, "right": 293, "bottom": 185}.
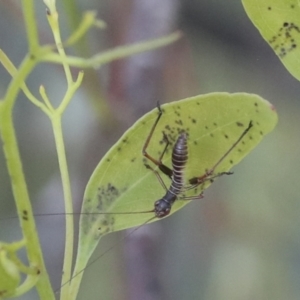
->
{"left": 0, "top": 1, "right": 299, "bottom": 299}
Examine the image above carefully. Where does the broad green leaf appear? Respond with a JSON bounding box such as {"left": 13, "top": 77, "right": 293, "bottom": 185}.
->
{"left": 242, "top": 0, "right": 300, "bottom": 81}
{"left": 70, "top": 93, "right": 277, "bottom": 295}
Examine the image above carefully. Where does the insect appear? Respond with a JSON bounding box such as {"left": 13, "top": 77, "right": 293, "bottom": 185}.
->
{"left": 142, "top": 104, "right": 253, "bottom": 218}
{"left": 28, "top": 104, "right": 253, "bottom": 222}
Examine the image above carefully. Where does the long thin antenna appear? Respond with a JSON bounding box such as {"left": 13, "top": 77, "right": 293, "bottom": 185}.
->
{"left": 1, "top": 210, "right": 154, "bottom": 221}
{"left": 55, "top": 216, "right": 157, "bottom": 295}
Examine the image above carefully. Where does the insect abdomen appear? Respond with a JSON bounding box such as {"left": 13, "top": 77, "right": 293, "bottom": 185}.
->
{"left": 170, "top": 133, "right": 188, "bottom": 194}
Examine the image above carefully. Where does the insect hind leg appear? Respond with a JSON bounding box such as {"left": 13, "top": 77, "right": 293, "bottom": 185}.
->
{"left": 144, "top": 164, "right": 168, "bottom": 192}
{"left": 180, "top": 192, "right": 204, "bottom": 201}
{"left": 142, "top": 103, "right": 173, "bottom": 178}
{"left": 186, "top": 120, "right": 253, "bottom": 189}
{"left": 187, "top": 171, "right": 233, "bottom": 190}
{"left": 179, "top": 171, "right": 232, "bottom": 203}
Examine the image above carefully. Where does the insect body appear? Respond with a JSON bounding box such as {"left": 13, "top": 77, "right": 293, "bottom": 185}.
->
{"left": 142, "top": 104, "right": 252, "bottom": 219}
{"left": 150, "top": 132, "right": 189, "bottom": 218}
{"left": 142, "top": 104, "right": 193, "bottom": 218}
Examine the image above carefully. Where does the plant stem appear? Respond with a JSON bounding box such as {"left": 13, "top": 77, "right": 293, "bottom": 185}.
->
{"left": 42, "top": 31, "right": 182, "bottom": 68}
{"left": 21, "top": 0, "right": 39, "bottom": 53}
{"left": 51, "top": 115, "right": 74, "bottom": 300}
{"left": 0, "top": 102, "right": 54, "bottom": 300}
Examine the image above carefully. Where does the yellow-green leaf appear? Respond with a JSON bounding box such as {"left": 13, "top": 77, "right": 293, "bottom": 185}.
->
{"left": 242, "top": 0, "right": 300, "bottom": 81}
{"left": 69, "top": 93, "right": 277, "bottom": 296}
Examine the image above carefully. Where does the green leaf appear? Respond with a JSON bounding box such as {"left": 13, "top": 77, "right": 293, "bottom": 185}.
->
{"left": 70, "top": 93, "right": 277, "bottom": 296}
{"left": 242, "top": 0, "right": 300, "bottom": 81}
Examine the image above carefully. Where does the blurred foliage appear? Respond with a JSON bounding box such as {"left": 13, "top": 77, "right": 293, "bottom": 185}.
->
{"left": 0, "top": 1, "right": 299, "bottom": 300}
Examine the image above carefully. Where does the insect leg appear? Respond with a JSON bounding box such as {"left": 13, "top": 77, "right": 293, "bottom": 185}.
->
{"left": 180, "top": 192, "right": 204, "bottom": 201}
{"left": 144, "top": 164, "right": 168, "bottom": 192}
{"left": 180, "top": 171, "right": 232, "bottom": 203}
{"left": 142, "top": 104, "right": 173, "bottom": 178}
{"left": 188, "top": 171, "right": 233, "bottom": 188}
{"left": 188, "top": 121, "right": 253, "bottom": 186}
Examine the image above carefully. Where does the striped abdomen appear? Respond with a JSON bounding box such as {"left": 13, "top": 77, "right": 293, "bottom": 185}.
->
{"left": 154, "top": 133, "right": 188, "bottom": 218}
{"left": 169, "top": 133, "right": 188, "bottom": 195}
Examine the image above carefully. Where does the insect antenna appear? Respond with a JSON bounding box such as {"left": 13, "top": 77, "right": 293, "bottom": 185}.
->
{"left": 54, "top": 215, "right": 157, "bottom": 295}
{"left": 0, "top": 209, "right": 157, "bottom": 221}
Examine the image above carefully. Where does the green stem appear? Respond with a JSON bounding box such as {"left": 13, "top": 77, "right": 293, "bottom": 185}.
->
{"left": 0, "top": 49, "right": 52, "bottom": 116}
{"left": 50, "top": 116, "right": 74, "bottom": 300}
{"left": 62, "top": 0, "right": 82, "bottom": 44}
{"left": 42, "top": 31, "right": 182, "bottom": 68}
{"left": 47, "top": 11, "right": 73, "bottom": 85}
{"left": 21, "top": 0, "right": 39, "bottom": 53}
{"left": 0, "top": 102, "right": 54, "bottom": 300}
{"left": 4, "top": 54, "right": 36, "bottom": 108}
